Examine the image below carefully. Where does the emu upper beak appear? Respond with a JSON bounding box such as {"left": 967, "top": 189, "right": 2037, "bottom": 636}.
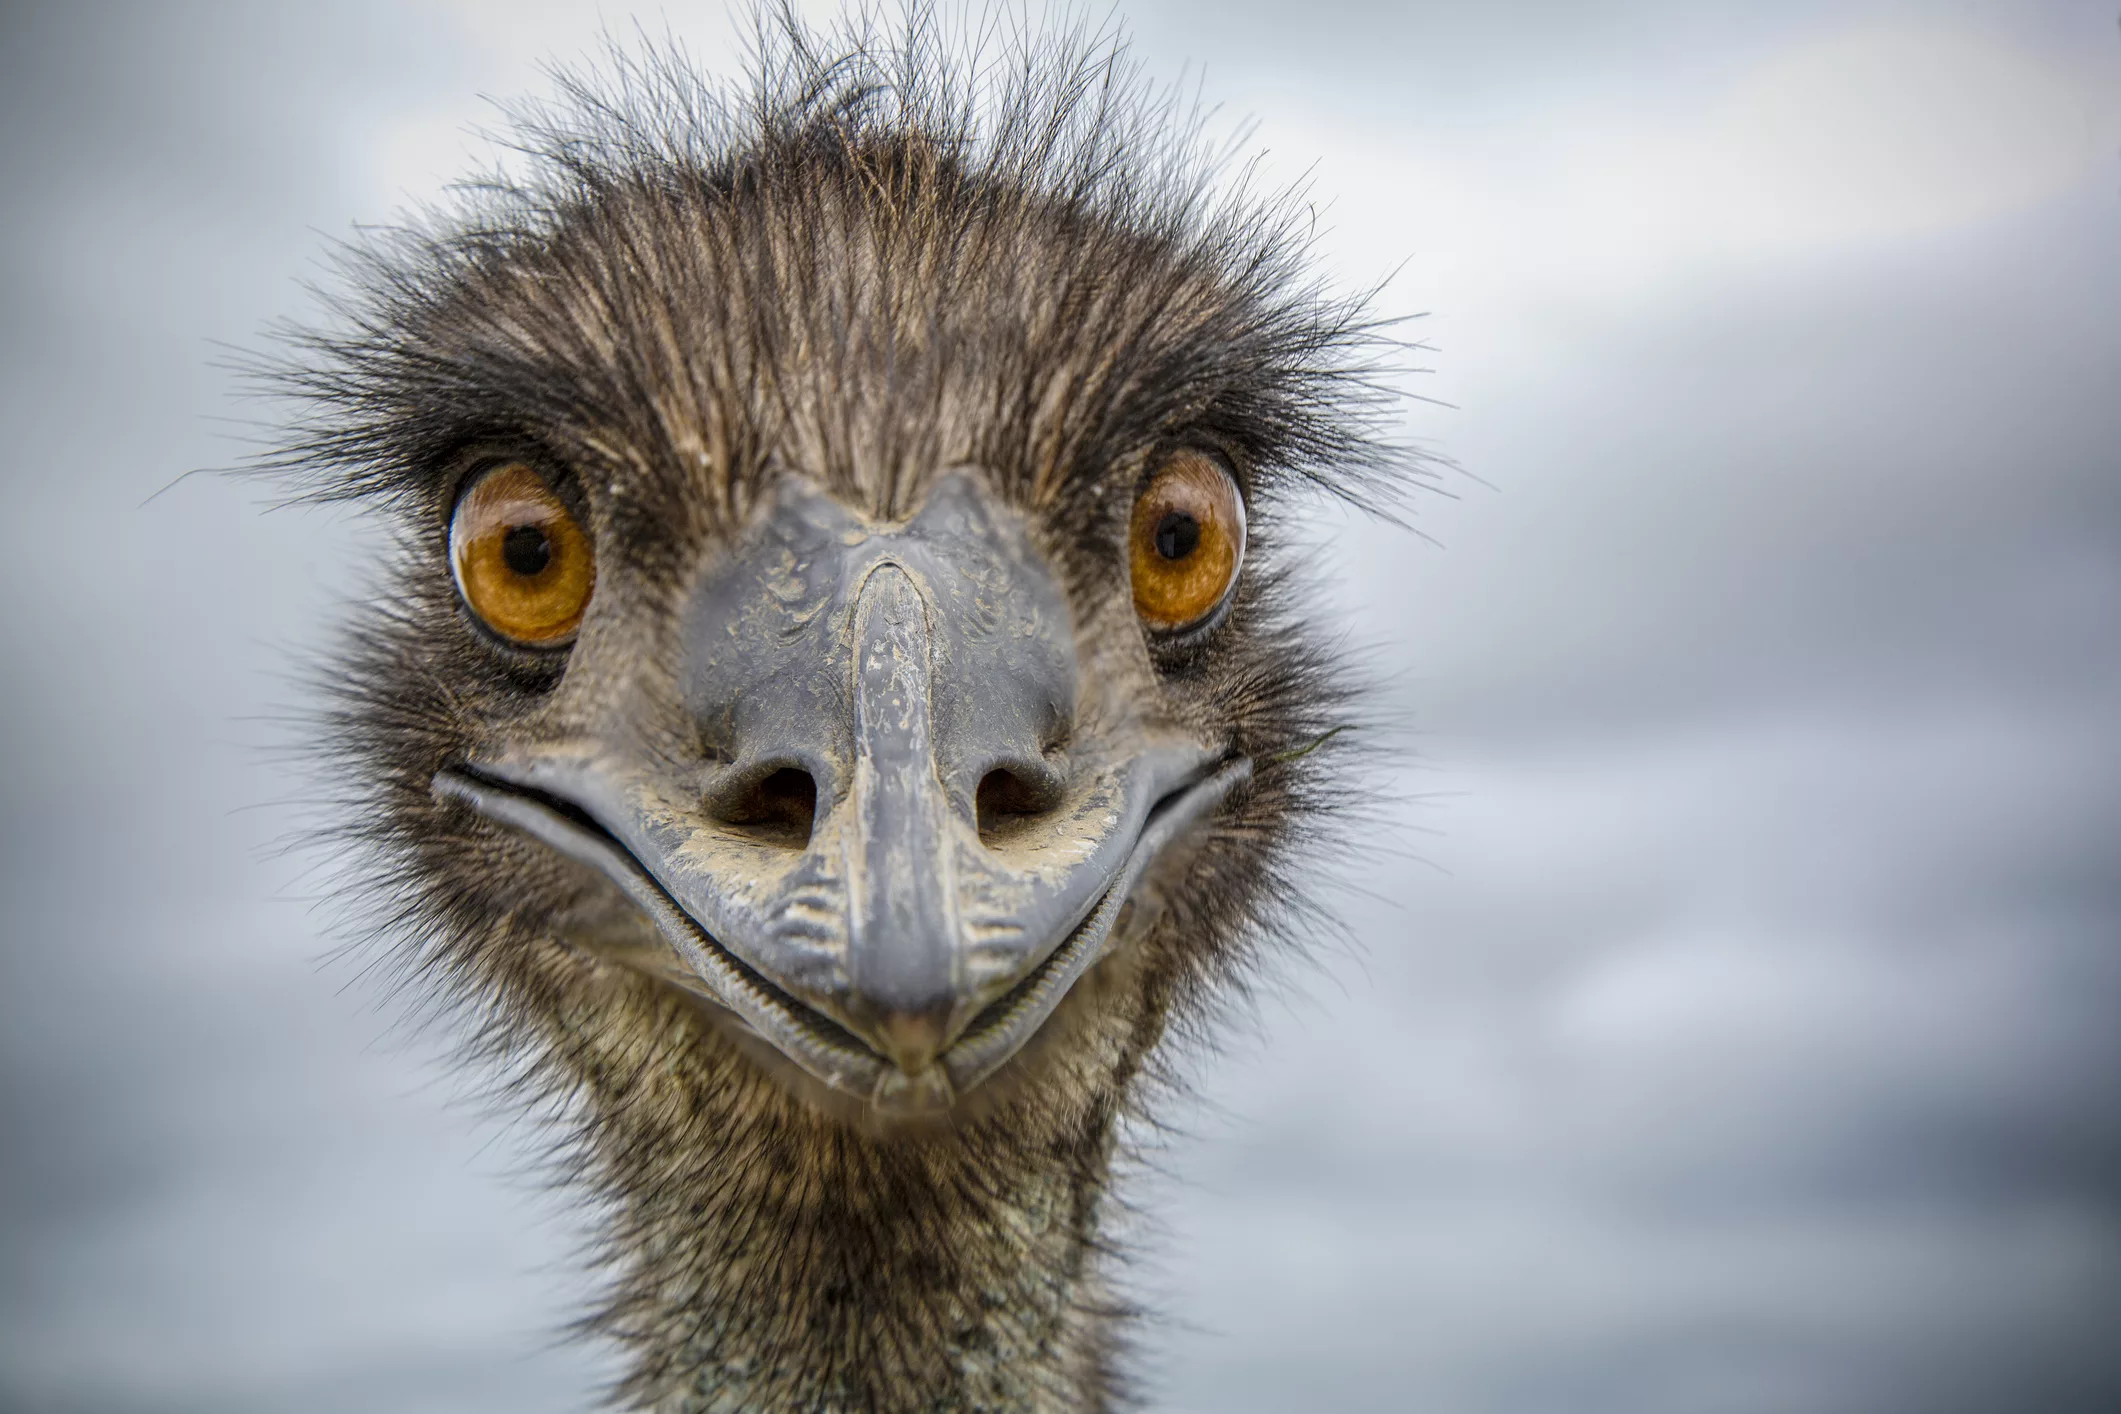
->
{"left": 435, "top": 471, "right": 1245, "bottom": 1113}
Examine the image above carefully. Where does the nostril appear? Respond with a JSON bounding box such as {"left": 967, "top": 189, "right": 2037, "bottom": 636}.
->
{"left": 717, "top": 765, "right": 818, "bottom": 849}
{"left": 976, "top": 765, "right": 1061, "bottom": 845}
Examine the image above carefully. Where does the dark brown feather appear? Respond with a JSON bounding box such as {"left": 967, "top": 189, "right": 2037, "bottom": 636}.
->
{"left": 260, "top": 8, "right": 1411, "bottom": 1409}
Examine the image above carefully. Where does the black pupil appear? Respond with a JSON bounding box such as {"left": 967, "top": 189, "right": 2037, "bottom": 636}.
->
{"left": 502, "top": 523, "right": 553, "bottom": 577}
{"left": 1153, "top": 511, "right": 1201, "bottom": 561}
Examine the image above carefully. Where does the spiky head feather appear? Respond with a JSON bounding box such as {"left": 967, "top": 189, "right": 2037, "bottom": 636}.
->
{"left": 263, "top": 9, "right": 1408, "bottom": 1410}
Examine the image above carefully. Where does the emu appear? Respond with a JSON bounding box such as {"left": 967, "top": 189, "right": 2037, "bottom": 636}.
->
{"left": 269, "top": 12, "right": 1403, "bottom": 1410}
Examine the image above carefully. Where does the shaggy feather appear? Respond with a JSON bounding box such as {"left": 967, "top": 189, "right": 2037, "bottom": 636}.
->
{"left": 259, "top": 7, "right": 1414, "bottom": 1410}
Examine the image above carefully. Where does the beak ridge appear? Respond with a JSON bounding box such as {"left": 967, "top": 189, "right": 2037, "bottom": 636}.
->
{"left": 841, "top": 560, "right": 965, "bottom": 1071}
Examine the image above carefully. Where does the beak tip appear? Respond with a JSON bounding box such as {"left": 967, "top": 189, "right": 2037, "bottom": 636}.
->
{"left": 869, "top": 1057, "right": 957, "bottom": 1114}
{"left": 866, "top": 1007, "right": 955, "bottom": 1077}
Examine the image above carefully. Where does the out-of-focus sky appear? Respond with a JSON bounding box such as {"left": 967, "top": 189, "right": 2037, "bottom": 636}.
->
{"left": 2, "top": 3, "right": 2117, "bottom": 1411}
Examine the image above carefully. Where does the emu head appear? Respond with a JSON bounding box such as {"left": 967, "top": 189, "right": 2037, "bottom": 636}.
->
{"left": 284, "top": 32, "right": 1394, "bottom": 1141}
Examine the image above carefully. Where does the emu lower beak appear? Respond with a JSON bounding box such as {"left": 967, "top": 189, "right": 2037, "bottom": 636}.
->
{"left": 435, "top": 472, "right": 1244, "bottom": 1113}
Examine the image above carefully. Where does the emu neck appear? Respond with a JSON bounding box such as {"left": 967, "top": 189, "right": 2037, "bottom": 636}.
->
{"left": 571, "top": 991, "right": 1137, "bottom": 1413}
{"left": 642, "top": 1129, "right": 1117, "bottom": 1412}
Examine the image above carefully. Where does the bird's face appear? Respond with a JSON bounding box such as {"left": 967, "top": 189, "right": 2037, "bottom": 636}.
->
{"left": 435, "top": 449, "right": 1252, "bottom": 1116}
{"left": 308, "top": 131, "right": 1373, "bottom": 1128}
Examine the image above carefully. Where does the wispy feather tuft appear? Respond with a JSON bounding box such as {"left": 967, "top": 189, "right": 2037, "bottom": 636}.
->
{"left": 255, "top": 7, "right": 1424, "bottom": 1410}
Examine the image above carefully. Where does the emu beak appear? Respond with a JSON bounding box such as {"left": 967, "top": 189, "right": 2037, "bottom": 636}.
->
{"left": 435, "top": 471, "right": 1245, "bottom": 1113}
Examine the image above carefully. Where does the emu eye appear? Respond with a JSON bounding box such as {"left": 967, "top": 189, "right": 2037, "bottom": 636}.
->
{"left": 1129, "top": 451, "right": 1245, "bottom": 632}
{"left": 449, "top": 462, "right": 595, "bottom": 645}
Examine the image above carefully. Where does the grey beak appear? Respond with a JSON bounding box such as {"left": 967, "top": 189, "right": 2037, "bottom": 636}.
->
{"left": 436, "top": 470, "right": 1243, "bottom": 1111}
{"left": 842, "top": 561, "right": 975, "bottom": 1071}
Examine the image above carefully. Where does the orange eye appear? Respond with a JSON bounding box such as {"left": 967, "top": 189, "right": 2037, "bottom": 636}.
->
{"left": 449, "top": 462, "right": 595, "bottom": 645}
{"left": 1129, "top": 451, "right": 1245, "bottom": 631}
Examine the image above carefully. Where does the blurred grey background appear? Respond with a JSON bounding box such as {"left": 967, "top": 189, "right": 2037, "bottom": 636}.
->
{"left": 3, "top": 2, "right": 2118, "bottom": 1411}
